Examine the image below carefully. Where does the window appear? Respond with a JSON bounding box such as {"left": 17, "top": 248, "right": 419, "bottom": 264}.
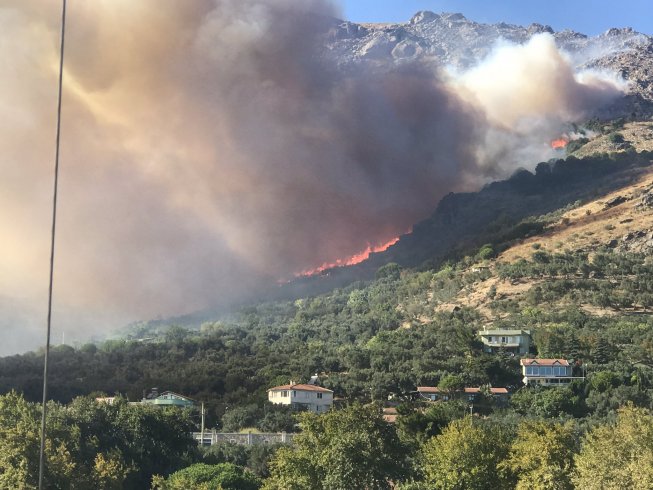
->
{"left": 488, "top": 336, "right": 493, "bottom": 342}
{"left": 317, "top": 392, "right": 323, "bottom": 399}
{"left": 293, "top": 391, "right": 297, "bottom": 397}
{"left": 501, "top": 336, "right": 507, "bottom": 343}
{"left": 281, "top": 391, "right": 288, "bottom": 397}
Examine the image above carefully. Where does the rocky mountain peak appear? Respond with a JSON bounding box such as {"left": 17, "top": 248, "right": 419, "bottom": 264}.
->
{"left": 324, "top": 11, "right": 653, "bottom": 116}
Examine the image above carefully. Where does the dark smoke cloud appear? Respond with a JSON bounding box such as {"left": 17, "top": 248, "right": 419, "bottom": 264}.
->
{"left": 0, "top": 1, "right": 624, "bottom": 353}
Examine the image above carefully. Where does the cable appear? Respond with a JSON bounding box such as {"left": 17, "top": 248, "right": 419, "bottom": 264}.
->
{"left": 39, "top": 1, "right": 67, "bottom": 488}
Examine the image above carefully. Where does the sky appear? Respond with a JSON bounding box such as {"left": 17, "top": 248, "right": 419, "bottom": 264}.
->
{"left": 339, "top": 0, "right": 653, "bottom": 36}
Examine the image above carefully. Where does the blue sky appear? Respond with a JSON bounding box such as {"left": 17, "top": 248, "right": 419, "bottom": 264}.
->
{"left": 337, "top": 1, "right": 653, "bottom": 36}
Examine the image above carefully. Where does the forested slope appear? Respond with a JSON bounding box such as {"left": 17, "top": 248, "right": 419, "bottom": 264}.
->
{"left": 2, "top": 146, "right": 653, "bottom": 429}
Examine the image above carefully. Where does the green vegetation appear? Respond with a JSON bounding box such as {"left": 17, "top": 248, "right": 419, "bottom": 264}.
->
{"left": 264, "top": 404, "right": 408, "bottom": 490}
{"left": 2, "top": 148, "right": 653, "bottom": 487}
{"left": 421, "top": 417, "right": 512, "bottom": 489}
{"left": 4, "top": 390, "right": 652, "bottom": 489}
{"left": 0, "top": 392, "right": 196, "bottom": 489}
{"left": 152, "top": 463, "right": 260, "bottom": 490}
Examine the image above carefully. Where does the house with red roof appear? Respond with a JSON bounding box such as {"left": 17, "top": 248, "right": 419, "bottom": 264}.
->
{"left": 267, "top": 381, "right": 333, "bottom": 413}
{"left": 520, "top": 358, "right": 580, "bottom": 386}
{"left": 416, "top": 386, "right": 509, "bottom": 405}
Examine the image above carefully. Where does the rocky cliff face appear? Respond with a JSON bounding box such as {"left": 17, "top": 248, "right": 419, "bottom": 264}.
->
{"left": 323, "top": 11, "right": 653, "bottom": 114}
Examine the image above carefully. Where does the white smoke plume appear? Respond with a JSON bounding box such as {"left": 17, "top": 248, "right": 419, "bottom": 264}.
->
{"left": 0, "top": 1, "right": 625, "bottom": 354}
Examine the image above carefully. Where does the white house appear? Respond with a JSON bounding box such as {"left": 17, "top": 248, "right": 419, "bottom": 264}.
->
{"left": 479, "top": 329, "right": 531, "bottom": 355}
{"left": 267, "top": 383, "right": 333, "bottom": 413}
{"left": 521, "top": 358, "right": 579, "bottom": 386}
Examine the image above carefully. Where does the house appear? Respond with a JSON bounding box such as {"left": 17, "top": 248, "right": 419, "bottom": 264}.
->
{"left": 416, "top": 386, "right": 509, "bottom": 405}
{"left": 479, "top": 328, "right": 531, "bottom": 354}
{"left": 95, "top": 396, "right": 117, "bottom": 405}
{"left": 520, "top": 358, "right": 578, "bottom": 386}
{"left": 382, "top": 407, "right": 398, "bottom": 424}
{"left": 140, "top": 389, "right": 196, "bottom": 408}
{"left": 267, "top": 382, "right": 333, "bottom": 413}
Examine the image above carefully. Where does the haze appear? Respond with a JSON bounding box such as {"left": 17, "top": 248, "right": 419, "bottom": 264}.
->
{"left": 0, "top": 0, "right": 624, "bottom": 354}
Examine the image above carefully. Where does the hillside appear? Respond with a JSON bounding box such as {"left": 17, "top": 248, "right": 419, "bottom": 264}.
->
{"left": 2, "top": 131, "right": 653, "bottom": 423}
{"left": 5, "top": 5, "right": 653, "bottom": 489}
{"left": 433, "top": 121, "right": 653, "bottom": 319}
{"left": 275, "top": 120, "right": 653, "bottom": 298}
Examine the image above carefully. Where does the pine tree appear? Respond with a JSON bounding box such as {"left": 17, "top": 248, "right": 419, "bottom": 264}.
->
{"left": 591, "top": 337, "right": 612, "bottom": 365}
{"left": 565, "top": 332, "right": 582, "bottom": 362}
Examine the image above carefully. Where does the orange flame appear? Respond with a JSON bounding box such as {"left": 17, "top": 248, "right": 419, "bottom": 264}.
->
{"left": 295, "top": 236, "right": 402, "bottom": 277}
{"left": 551, "top": 138, "right": 568, "bottom": 149}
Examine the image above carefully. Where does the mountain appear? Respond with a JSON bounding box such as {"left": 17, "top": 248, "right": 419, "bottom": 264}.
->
{"left": 322, "top": 11, "right": 653, "bottom": 121}
{"left": 276, "top": 123, "right": 652, "bottom": 299}
{"left": 266, "top": 12, "right": 653, "bottom": 297}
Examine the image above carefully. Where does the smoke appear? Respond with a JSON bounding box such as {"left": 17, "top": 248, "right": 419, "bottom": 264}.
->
{"left": 0, "top": 2, "right": 625, "bottom": 353}
{"left": 453, "top": 33, "right": 627, "bottom": 178}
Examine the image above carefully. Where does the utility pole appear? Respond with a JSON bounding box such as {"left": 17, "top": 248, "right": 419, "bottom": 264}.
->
{"left": 200, "top": 402, "right": 205, "bottom": 446}
{"left": 39, "top": 1, "right": 67, "bottom": 488}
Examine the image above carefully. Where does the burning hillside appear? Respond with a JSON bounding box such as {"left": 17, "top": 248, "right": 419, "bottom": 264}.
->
{"left": 296, "top": 236, "right": 402, "bottom": 277}
{"left": 0, "top": 0, "right": 638, "bottom": 351}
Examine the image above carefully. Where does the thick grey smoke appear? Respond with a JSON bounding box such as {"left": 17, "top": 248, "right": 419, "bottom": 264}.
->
{"left": 0, "top": 1, "right": 624, "bottom": 353}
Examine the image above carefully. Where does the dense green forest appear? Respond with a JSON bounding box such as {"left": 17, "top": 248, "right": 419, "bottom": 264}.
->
{"left": 2, "top": 245, "right": 653, "bottom": 426}
{"left": 4, "top": 393, "right": 653, "bottom": 488}
{"left": 2, "top": 150, "right": 653, "bottom": 487}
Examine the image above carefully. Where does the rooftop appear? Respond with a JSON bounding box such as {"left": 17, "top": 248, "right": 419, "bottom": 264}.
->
{"left": 417, "top": 386, "right": 509, "bottom": 394}
{"left": 520, "top": 358, "right": 570, "bottom": 367}
{"left": 479, "top": 329, "right": 531, "bottom": 336}
{"left": 268, "top": 384, "right": 333, "bottom": 393}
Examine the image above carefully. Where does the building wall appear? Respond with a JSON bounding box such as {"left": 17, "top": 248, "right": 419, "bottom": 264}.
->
{"left": 193, "top": 431, "right": 295, "bottom": 446}
{"left": 268, "top": 389, "right": 333, "bottom": 412}
{"left": 480, "top": 333, "right": 531, "bottom": 354}
{"left": 522, "top": 364, "right": 574, "bottom": 386}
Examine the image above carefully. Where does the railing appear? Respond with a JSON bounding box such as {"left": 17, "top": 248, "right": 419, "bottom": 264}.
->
{"left": 192, "top": 431, "right": 295, "bottom": 446}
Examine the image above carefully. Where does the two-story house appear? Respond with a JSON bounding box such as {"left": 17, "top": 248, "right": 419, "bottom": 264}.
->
{"left": 479, "top": 328, "right": 531, "bottom": 355}
{"left": 268, "top": 383, "right": 333, "bottom": 413}
{"left": 520, "top": 358, "right": 577, "bottom": 386}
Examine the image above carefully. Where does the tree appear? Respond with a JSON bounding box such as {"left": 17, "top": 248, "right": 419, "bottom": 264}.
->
{"left": 0, "top": 392, "right": 130, "bottom": 489}
{"left": 264, "top": 404, "right": 409, "bottom": 490}
{"left": 573, "top": 405, "right": 653, "bottom": 489}
{"left": 437, "top": 374, "right": 465, "bottom": 395}
{"left": 500, "top": 420, "right": 578, "bottom": 490}
{"left": 396, "top": 402, "right": 466, "bottom": 447}
{"left": 477, "top": 244, "right": 495, "bottom": 261}
{"left": 152, "top": 462, "right": 261, "bottom": 490}
{"left": 222, "top": 405, "right": 263, "bottom": 432}
{"left": 564, "top": 332, "right": 582, "bottom": 362}
{"left": 376, "top": 263, "right": 402, "bottom": 281}
{"left": 589, "top": 371, "right": 619, "bottom": 393}
{"left": 591, "top": 337, "right": 613, "bottom": 364}
{"left": 421, "top": 417, "right": 513, "bottom": 489}
{"left": 257, "top": 405, "right": 296, "bottom": 433}
{"left": 511, "top": 387, "right": 583, "bottom": 418}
